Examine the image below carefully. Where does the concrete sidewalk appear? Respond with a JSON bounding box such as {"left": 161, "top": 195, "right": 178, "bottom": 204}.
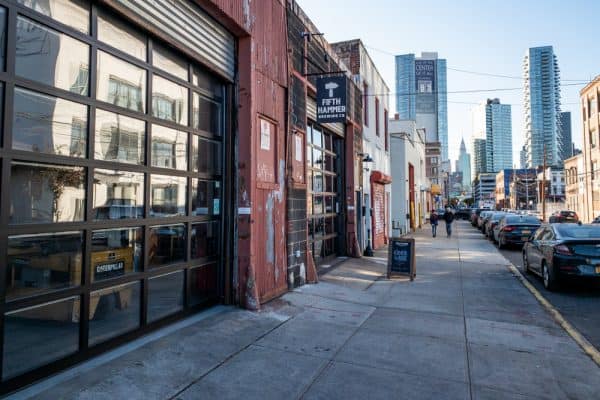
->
{"left": 11, "top": 222, "right": 600, "bottom": 399}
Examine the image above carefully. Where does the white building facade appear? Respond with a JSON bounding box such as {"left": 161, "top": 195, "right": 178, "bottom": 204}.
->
{"left": 390, "top": 118, "right": 429, "bottom": 235}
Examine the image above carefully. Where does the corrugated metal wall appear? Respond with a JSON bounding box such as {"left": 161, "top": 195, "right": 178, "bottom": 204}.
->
{"left": 112, "top": 0, "right": 236, "bottom": 79}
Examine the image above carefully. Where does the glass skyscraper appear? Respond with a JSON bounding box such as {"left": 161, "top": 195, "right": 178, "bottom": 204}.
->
{"left": 395, "top": 52, "right": 448, "bottom": 161}
{"left": 523, "top": 46, "right": 562, "bottom": 167}
{"left": 471, "top": 99, "right": 513, "bottom": 175}
{"left": 559, "top": 111, "right": 573, "bottom": 161}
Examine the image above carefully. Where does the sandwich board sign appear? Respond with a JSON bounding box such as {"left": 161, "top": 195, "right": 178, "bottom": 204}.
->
{"left": 316, "top": 75, "right": 347, "bottom": 123}
{"left": 387, "top": 237, "right": 416, "bottom": 280}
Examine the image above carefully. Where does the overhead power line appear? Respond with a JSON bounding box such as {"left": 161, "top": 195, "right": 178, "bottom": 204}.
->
{"left": 362, "top": 44, "right": 591, "bottom": 83}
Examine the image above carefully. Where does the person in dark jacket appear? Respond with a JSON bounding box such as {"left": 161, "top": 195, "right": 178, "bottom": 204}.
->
{"left": 443, "top": 207, "right": 454, "bottom": 237}
{"left": 430, "top": 209, "right": 439, "bottom": 237}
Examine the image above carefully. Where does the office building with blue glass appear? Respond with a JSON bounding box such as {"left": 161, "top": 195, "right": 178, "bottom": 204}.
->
{"left": 523, "top": 46, "right": 562, "bottom": 167}
{"left": 395, "top": 52, "right": 448, "bottom": 162}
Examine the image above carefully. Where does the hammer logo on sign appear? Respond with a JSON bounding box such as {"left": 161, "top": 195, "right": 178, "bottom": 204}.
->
{"left": 324, "top": 81, "right": 339, "bottom": 97}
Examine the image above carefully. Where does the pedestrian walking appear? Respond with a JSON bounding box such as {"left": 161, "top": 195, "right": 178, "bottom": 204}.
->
{"left": 430, "top": 209, "right": 439, "bottom": 237}
{"left": 443, "top": 207, "right": 454, "bottom": 237}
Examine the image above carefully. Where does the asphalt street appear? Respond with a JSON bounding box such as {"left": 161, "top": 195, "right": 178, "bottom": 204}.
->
{"left": 480, "top": 227, "right": 600, "bottom": 352}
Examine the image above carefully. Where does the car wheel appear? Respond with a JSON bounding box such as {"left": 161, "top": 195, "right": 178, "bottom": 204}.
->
{"left": 542, "top": 261, "right": 559, "bottom": 291}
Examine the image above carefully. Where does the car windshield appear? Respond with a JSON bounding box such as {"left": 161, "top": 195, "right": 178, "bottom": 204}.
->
{"left": 491, "top": 213, "right": 506, "bottom": 221}
{"left": 555, "top": 225, "right": 600, "bottom": 238}
{"left": 505, "top": 216, "right": 540, "bottom": 224}
{"left": 561, "top": 211, "right": 576, "bottom": 217}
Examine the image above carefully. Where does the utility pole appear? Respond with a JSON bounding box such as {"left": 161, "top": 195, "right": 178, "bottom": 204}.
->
{"left": 542, "top": 144, "right": 547, "bottom": 222}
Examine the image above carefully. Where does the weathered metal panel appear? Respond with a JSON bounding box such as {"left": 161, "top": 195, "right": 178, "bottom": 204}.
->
{"left": 111, "top": 0, "right": 235, "bottom": 79}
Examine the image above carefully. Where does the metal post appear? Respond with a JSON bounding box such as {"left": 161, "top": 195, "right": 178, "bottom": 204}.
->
{"left": 364, "top": 228, "right": 373, "bottom": 257}
{"left": 542, "top": 144, "right": 547, "bottom": 222}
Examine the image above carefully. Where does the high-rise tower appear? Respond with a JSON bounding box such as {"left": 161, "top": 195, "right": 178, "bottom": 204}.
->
{"left": 523, "top": 46, "right": 562, "bottom": 167}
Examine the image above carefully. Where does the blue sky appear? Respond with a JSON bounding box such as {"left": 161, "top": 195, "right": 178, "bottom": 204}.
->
{"left": 297, "top": 0, "right": 600, "bottom": 164}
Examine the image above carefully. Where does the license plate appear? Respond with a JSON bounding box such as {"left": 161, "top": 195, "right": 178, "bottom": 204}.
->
{"left": 522, "top": 230, "right": 531, "bottom": 234}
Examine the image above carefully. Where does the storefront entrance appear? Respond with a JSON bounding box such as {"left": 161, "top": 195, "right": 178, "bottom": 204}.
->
{"left": 307, "top": 124, "right": 344, "bottom": 265}
{"left": 0, "top": 0, "right": 232, "bottom": 391}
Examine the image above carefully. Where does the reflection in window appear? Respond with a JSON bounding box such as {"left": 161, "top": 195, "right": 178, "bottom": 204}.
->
{"left": 0, "top": 7, "right": 7, "bottom": 71}
{"left": 192, "top": 136, "right": 221, "bottom": 175}
{"left": 189, "top": 263, "right": 218, "bottom": 306}
{"left": 150, "top": 175, "right": 186, "bottom": 217}
{"left": 95, "top": 109, "right": 145, "bottom": 164}
{"left": 16, "top": 17, "right": 89, "bottom": 95}
{"left": 97, "top": 51, "right": 146, "bottom": 113}
{"left": 10, "top": 161, "right": 85, "bottom": 224}
{"left": 191, "top": 222, "right": 220, "bottom": 259}
{"left": 89, "top": 281, "right": 140, "bottom": 346}
{"left": 151, "top": 125, "right": 188, "bottom": 170}
{"left": 152, "top": 75, "right": 188, "bottom": 125}
{"left": 16, "top": 0, "right": 89, "bottom": 34}
{"left": 91, "top": 228, "right": 142, "bottom": 282}
{"left": 148, "top": 271, "right": 184, "bottom": 322}
{"left": 97, "top": 9, "right": 145, "bottom": 60}
{"left": 192, "top": 67, "right": 223, "bottom": 97}
{"left": 192, "top": 180, "right": 221, "bottom": 216}
{"left": 192, "top": 93, "right": 221, "bottom": 135}
{"left": 3, "top": 297, "right": 80, "bottom": 380}
{"left": 7, "top": 232, "right": 83, "bottom": 301}
{"left": 153, "top": 43, "right": 188, "bottom": 81}
{"left": 148, "top": 225, "right": 185, "bottom": 267}
{"left": 93, "top": 169, "right": 144, "bottom": 220}
{"left": 13, "top": 88, "right": 88, "bottom": 157}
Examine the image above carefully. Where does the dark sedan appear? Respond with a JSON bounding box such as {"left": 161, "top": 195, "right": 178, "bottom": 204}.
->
{"left": 495, "top": 215, "right": 541, "bottom": 248}
{"left": 484, "top": 212, "right": 507, "bottom": 240}
{"left": 522, "top": 224, "right": 600, "bottom": 290}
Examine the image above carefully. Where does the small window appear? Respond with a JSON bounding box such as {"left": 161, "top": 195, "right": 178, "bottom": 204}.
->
{"left": 375, "top": 98, "right": 380, "bottom": 136}
{"left": 97, "top": 9, "right": 146, "bottom": 61}
{"left": 384, "top": 109, "right": 389, "bottom": 151}
{"left": 363, "top": 82, "right": 369, "bottom": 126}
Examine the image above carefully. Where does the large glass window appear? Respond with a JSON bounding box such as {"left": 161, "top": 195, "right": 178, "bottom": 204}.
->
{"left": 95, "top": 109, "right": 146, "bottom": 165}
{"left": 153, "top": 43, "right": 188, "bottom": 81}
{"left": 0, "top": 7, "right": 5, "bottom": 71}
{"left": 150, "top": 175, "right": 187, "bottom": 217}
{"left": 13, "top": 88, "right": 88, "bottom": 157}
{"left": 89, "top": 281, "right": 141, "bottom": 346}
{"left": 10, "top": 161, "right": 86, "bottom": 224}
{"left": 147, "top": 271, "right": 184, "bottom": 322}
{"left": 93, "top": 169, "right": 144, "bottom": 220}
{"left": 192, "top": 180, "right": 220, "bottom": 216}
{"left": 16, "top": 17, "right": 89, "bottom": 95}
{"left": 3, "top": 297, "right": 80, "bottom": 379}
{"left": 151, "top": 125, "right": 188, "bottom": 170}
{"left": 191, "top": 222, "right": 220, "bottom": 259}
{"left": 189, "top": 263, "right": 218, "bottom": 306}
{"left": 148, "top": 225, "right": 185, "bottom": 267}
{"left": 192, "top": 93, "right": 221, "bottom": 135}
{"left": 152, "top": 75, "right": 188, "bottom": 125}
{"left": 91, "top": 228, "right": 142, "bottom": 282}
{"left": 16, "top": 0, "right": 89, "bottom": 34}
{"left": 97, "top": 9, "right": 145, "bottom": 61}
{"left": 6, "top": 232, "right": 83, "bottom": 301}
{"left": 97, "top": 51, "right": 146, "bottom": 113}
{"left": 192, "top": 136, "right": 221, "bottom": 175}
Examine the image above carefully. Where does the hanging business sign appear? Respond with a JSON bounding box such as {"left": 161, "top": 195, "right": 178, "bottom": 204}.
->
{"left": 316, "top": 75, "right": 347, "bottom": 123}
{"left": 415, "top": 60, "right": 436, "bottom": 114}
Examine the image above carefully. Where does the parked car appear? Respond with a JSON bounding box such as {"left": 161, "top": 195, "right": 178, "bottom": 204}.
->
{"left": 478, "top": 210, "right": 493, "bottom": 231}
{"left": 485, "top": 212, "right": 508, "bottom": 240}
{"left": 495, "top": 215, "right": 541, "bottom": 248}
{"left": 548, "top": 210, "right": 579, "bottom": 223}
{"left": 470, "top": 208, "right": 483, "bottom": 226}
{"left": 522, "top": 223, "right": 600, "bottom": 290}
{"left": 592, "top": 216, "right": 600, "bottom": 224}
{"left": 455, "top": 208, "right": 471, "bottom": 220}
{"left": 480, "top": 211, "right": 495, "bottom": 234}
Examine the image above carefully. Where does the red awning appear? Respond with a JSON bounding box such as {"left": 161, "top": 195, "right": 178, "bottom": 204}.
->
{"left": 370, "top": 170, "right": 392, "bottom": 184}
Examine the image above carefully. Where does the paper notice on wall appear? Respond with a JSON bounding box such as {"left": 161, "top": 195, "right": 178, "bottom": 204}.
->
{"left": 260, "top": 119, "right": 271, "bottom": 150}
{"left": 295, "top": 134, "right": 303, "bottom": 162}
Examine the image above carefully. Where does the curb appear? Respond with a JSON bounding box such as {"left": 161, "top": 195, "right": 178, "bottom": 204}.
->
{"left": 503, "top": 259, "right": 600, "bottom": 367}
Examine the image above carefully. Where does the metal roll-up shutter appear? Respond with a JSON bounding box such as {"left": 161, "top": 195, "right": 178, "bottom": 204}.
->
{"left": 307, "top": 97, "right": 317, "bottom": 121}
{"left": 307, "top": 97, "right": 345, "bottom": 137}
{"left": 110, "top": 0, "right": 235, "bottom": 80}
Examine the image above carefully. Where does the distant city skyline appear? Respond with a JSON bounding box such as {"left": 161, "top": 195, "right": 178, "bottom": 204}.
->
{"left": 297, "top": 0, "right": 600, "bottom": 164}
